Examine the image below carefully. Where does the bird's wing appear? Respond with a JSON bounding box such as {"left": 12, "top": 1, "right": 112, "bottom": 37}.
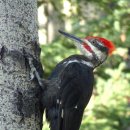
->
{"left": 57, "top": 62, "right": 93, "bottom": 130}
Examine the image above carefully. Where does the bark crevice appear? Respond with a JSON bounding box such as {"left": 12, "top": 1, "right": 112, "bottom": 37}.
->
{"left": 0, "top": 45, "right": 43, "bottom": 129}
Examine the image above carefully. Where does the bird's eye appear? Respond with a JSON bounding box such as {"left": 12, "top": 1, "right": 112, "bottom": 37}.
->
{"left": 92, "top": 39, "right": 97, "bottom": 44}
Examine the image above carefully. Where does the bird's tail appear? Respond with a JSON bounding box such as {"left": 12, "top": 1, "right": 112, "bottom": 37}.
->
{"left": 45, "top": 102, "right": 65, "bottom": 130}
{"left": 46, "top": 107, "right": 61, "bottom": 130}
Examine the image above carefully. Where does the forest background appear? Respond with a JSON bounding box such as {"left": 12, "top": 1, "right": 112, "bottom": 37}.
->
{"left": 37, "top": 0, "right": 130, "bottom": 130}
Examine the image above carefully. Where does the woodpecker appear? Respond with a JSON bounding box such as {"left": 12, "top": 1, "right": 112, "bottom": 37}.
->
{"left": 26, "top": 30, "right": 115, "bottom": 130}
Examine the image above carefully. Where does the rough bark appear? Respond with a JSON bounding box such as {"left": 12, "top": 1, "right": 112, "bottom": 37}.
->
{"left": 0, "top": 0, "right": 43, "bottom": 130}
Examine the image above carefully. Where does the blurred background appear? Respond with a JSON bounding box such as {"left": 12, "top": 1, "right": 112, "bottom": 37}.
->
{"left": 37, "top": 0, "right": 130, "bottom": 130}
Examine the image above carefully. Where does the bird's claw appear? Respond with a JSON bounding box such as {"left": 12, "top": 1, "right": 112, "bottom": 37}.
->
{"left": 27, "top": 72, "right": 35, "bottom": 81}
{"left": 23, "top": 49, "right": 44, "bottom": 88}
{"left": 23, "top": 53, "right": 36, "bottom": 81}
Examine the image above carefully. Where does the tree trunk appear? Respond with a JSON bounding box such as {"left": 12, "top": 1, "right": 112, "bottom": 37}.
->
{"left": 0, "top": 0, "right": 43, "bottom": 130}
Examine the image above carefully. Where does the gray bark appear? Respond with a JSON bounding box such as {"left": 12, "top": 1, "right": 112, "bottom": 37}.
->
{"left": 0, "top": 0, "right": 43, "bottom": 130}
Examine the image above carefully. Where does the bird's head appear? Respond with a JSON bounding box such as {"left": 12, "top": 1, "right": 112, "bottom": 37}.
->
{"left": 59, "top": 30, "right": 115, "bottom": 67}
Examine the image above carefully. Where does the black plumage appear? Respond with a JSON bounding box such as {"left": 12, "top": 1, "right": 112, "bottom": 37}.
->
{"left": 42, "top": 55, "right": 94, "bottom": 130}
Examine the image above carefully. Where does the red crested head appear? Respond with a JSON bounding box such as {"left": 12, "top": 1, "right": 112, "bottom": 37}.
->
{"left": 85, "top": 36, "right": 115, "bottom": 55}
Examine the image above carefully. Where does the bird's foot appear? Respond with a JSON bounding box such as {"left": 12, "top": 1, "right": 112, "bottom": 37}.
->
{"left": 23, "top": 49, "right": 45, "bottom": 89}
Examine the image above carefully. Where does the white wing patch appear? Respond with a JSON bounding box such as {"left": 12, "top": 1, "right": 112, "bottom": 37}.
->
{"left": 74, "top": 105, "right": 78, "bottom": 109}
{"left": 61, "top": 109, "right": 64, "bottom": 118}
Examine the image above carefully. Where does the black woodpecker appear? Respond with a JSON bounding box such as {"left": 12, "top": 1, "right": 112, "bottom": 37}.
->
{"left": 29, "top": 30, "right": 115, "bottom": 130}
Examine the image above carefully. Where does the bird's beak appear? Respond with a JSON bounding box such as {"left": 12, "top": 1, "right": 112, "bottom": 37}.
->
{"left": 59, "top": 30, "right": 84, "bottom": 45}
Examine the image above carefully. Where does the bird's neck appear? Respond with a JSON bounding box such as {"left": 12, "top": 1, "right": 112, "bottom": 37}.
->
{"left": 61, "top": 55, "right": 101, "bottom": 69}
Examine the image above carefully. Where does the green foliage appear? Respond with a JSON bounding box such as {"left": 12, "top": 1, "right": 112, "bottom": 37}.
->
{"left": 82, "top": 59, "right": 130, "bottom": 130}
{"left": 40, "top": 0, "right": 130, "bottom": 130}
{"left": 40, "top": 39, "right": 79, "bottom": 77}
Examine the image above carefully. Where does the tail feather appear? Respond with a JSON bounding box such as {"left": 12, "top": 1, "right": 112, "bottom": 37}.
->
{"left": 46, "top": 108, "right": 59, "bottom": 130}
{"left": 62, "top": 108, "right": 84, "bottom": 130}
{"left": 46, "top": 107, "right": 84, "bottom": 130}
